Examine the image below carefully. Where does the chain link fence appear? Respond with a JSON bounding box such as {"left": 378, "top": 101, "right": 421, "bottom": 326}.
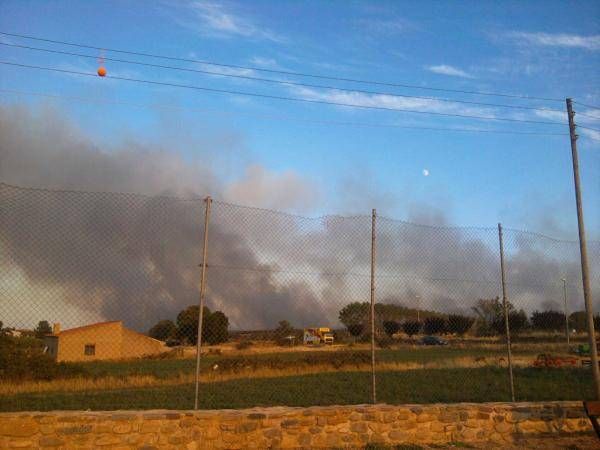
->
{"left": 1, "top": 182, "right": 598, "bottom": 411}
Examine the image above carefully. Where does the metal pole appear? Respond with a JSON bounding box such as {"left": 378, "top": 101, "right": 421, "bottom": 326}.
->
{"left": 416, "top": 295, "right": 421, "bottom": 323}
{"left": 370, "top": 208, "right": 377, "bottom": 404}
{"left": 498, "top": 223, "right": 515, "bottom": 402}
{"left": 566, "top": 98, "right": 600, "bottom": 399}
{"left": 562, "top": 278, "right": 570, "bottom": 349}
{"left": 194, "top": 196, "right": 212, "bottom": 410}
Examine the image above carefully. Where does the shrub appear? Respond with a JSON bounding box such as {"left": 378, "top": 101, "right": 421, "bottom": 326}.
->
{"left": 423, "top": 317, "right": 447, "bottom": 335}
{"left": 347, "top": 324, "right": 364, "bottom": 337}
{"left": 403, "top": 321, "right": 421, "bottom": 337}
{"left": 0, "top": 335, "right": 87, "bottom": 381}
{"left": 148, "top": 320, "right": 177, "bottom": 341}
{"left": 382, "top": 321, "right": 400, "bottom": 337}
{"left": 531, "top": 310, "right": 565, "bottom": 331}
{"left": 447, "top": 315, "right": 474, "bottom": 336}
{"left": 492, "top": 310, "right": 529, "bottom": 335}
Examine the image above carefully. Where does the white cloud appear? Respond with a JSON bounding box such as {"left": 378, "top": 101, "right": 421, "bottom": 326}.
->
{"left": 508, "top": 32, "right": 600, "bottom": 51}
{"left": 178, "top": 1, "right": 284, "bottom": 43}
{"left": 291, "top": 86, "right": 494, "bottom": 118}
{"left": 249, "top": 56, "right": 281, "bottom": 69}
{"left": 427, "top": 65, "right": 474, "bottom": 79}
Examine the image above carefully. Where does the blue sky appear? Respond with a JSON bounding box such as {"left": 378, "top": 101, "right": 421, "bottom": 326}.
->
{"left": 0, "top": 0, "right": 599, "bottom": 238}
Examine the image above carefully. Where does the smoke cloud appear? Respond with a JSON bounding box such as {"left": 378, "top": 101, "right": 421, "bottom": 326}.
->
{"left": 1, "top": 103, "right": 598, "bottom": 333}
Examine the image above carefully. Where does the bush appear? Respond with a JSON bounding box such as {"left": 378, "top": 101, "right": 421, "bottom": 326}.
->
{"left": 531, "top": 310, "right": 565, "bottom": 331}
{"left": 0, "top": 335, "right": 87, "bottom": 381}
{"left": 491, "top": 310, "right": 529, "bottom": 335}
{"left": 402, "top": 321, "right": 421, "bottom": 337}
{"left": 347, "top": 323, "right": 364, "bottom": 337}
{"left": 382, "top": 321, "right": 400, "bottom": 337}
{"left": 447, "top": 315, "right": 474, "bottom": 336}
{"left": 148, "top": 320, "right": 177, "bottom": 341}
{"left": 423, "top": 317, "right": 447, "bottom": 335}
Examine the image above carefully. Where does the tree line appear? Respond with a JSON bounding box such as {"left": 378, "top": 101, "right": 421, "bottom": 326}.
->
{"left": 338, "top": 298, "right": 600, "bottom": 337}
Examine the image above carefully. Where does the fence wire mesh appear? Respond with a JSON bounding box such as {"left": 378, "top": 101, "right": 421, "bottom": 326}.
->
{"left": 1, "top": 182, "right": 599, "bottom": 411}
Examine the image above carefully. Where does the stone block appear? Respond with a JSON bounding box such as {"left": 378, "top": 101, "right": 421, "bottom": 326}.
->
{"left": 38, "top": 436, "right": 65, "bottom": 447}
{"left": 281, "top": 419, "right": 299, "bottom": 428}
{"left": 1, "top": 420, "right": 39, "bottom": 437}
{"left": 350, "top": 422, "right": 368, "bottom": 433}
{"left": 298, "top": 433, "right": 311, "bottom": 446}
{"left": 94, "top": 435, "right": 122, "bottom": 446}
{"left": 113, "top": 423, "right": 132, "bottom": 434}
{"left": 8, "top": 439, "right": 34, "bottom": 448}
{"left": 263, "top": 428, "right": 281, "bottom": 439}
{"left": 236, "top": 422, "right": 258, "bottom": 433}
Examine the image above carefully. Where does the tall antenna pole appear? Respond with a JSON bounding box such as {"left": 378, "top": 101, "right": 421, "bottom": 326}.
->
{"left": 194, "top": 196, "right": 212, "bottom": 410}
{"left": 370, "top": 208, "right": 377, "bottom": 404}
{"left": 498, "top": 223, "right": 515, "bottom": 402}
{"left": 566, "top": 98, "right": 600, "bottom": 399}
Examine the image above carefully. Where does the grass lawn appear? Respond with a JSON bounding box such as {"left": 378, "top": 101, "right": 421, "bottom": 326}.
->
{"left": 73, "top": 346, "right": 519, "bottom": 379}
{"left": 1, "top": 367, "right": 592, "bottom": 412}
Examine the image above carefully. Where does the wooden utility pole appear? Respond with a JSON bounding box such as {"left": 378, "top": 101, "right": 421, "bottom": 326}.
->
{"left": 566, "top": 98, "right": 600, "bottom": 399}
{"left": 194, "top": 196, "right": 212, "bottom": 410}
{"left": 498, "top": 223, "right": 515, "bottom": 402}
{"left": 370, "top": 209, "right": 377, "bottom": 404}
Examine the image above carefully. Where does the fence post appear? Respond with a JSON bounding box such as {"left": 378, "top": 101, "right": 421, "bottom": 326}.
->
{"left": 370, "top": 208, "right": 377, "bottom": 404}
{"left": 498, "top": 223, "right": 515, "bottom": 402}
{"left": 194, "top": 196, "right": 212, "bottom": 410}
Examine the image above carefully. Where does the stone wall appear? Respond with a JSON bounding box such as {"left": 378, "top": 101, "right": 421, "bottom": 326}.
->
{"left": 0, "top": 402, "right": 593, "bottom": 449}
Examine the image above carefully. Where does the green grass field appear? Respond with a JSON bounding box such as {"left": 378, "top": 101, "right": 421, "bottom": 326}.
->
{"left": 0, "top": 367, "right": 592, "bottom": 412}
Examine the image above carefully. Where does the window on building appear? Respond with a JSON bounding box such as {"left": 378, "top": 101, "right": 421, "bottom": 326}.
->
{"left": 84, "top": 344, "right": 95, "bottom": 356}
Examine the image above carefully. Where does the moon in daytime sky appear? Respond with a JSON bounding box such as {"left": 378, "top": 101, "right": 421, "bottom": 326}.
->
{"left": 422, "top": 169, "right": 430, "bottom": 176}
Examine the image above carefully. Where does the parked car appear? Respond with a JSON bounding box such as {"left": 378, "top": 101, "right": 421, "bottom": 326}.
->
{"left": 420, "top": 335, "right": 448, "bottom": 346}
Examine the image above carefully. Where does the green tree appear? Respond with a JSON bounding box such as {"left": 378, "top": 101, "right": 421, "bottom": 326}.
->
{"left": 34, "top": 320, "right": 52, "bottom": 338}
{"left": 148, "top": 320, "right": 177, "bottom": 341}
{"left": 338, "top": 302, "right": 369, "bottom": 329}
{"left": 492, "top": 309, "right": 529, "bottom": 335}
{"left": 402, "top": 321, "right": 421, "bottom": 337}
{"left": 472, "top": 297, "right": 514, "bottom": 336}
{"left": 347, "top": 324, "right": 364, "bottom": 338}
{"left": 447, "top": 315, "right": 474, "bottom": 336}
{"left": 176, "top": 306, "right": 229, "bottom": 345}
{"left": 205, "top": 311, "right": 229, "bottom": 345}
{"left": 382, "top": 321, "right": 400, "bottom": 337}
{"left": 423, "top": 317, "right": 447, "bottom": 335}
{"left": 530, "top": 310, "right": 565, "bottom": 331}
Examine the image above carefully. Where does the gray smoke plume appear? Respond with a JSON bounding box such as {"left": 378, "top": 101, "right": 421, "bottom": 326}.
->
{"left": 1, "top": 103, "right": 598, "bottom": 333}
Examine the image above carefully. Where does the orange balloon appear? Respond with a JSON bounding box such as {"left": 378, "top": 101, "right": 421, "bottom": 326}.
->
{"left": 97, "top": 66, "right": 107, "bottom": 77}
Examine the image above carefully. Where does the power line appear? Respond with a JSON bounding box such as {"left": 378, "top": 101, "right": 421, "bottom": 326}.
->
{"left": 577, "top": 112, "right": 600, "bottom": 121}
{"left": 0, "top": 30, "right": 565, "bottom": 102}
{"left": 575, "top": 101, "right": 600, "bottom": 111}
{"left": 0, "top": 42, "right": 568, "bottom": 115}
{"left": 0, "top": 61, "right": 567, "bottom": 126}
{"left": 577, "top": 124, "right": 600, "bottom": 133}
{"left": 0, "top": 88, "right": 570, "bottom": 137}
